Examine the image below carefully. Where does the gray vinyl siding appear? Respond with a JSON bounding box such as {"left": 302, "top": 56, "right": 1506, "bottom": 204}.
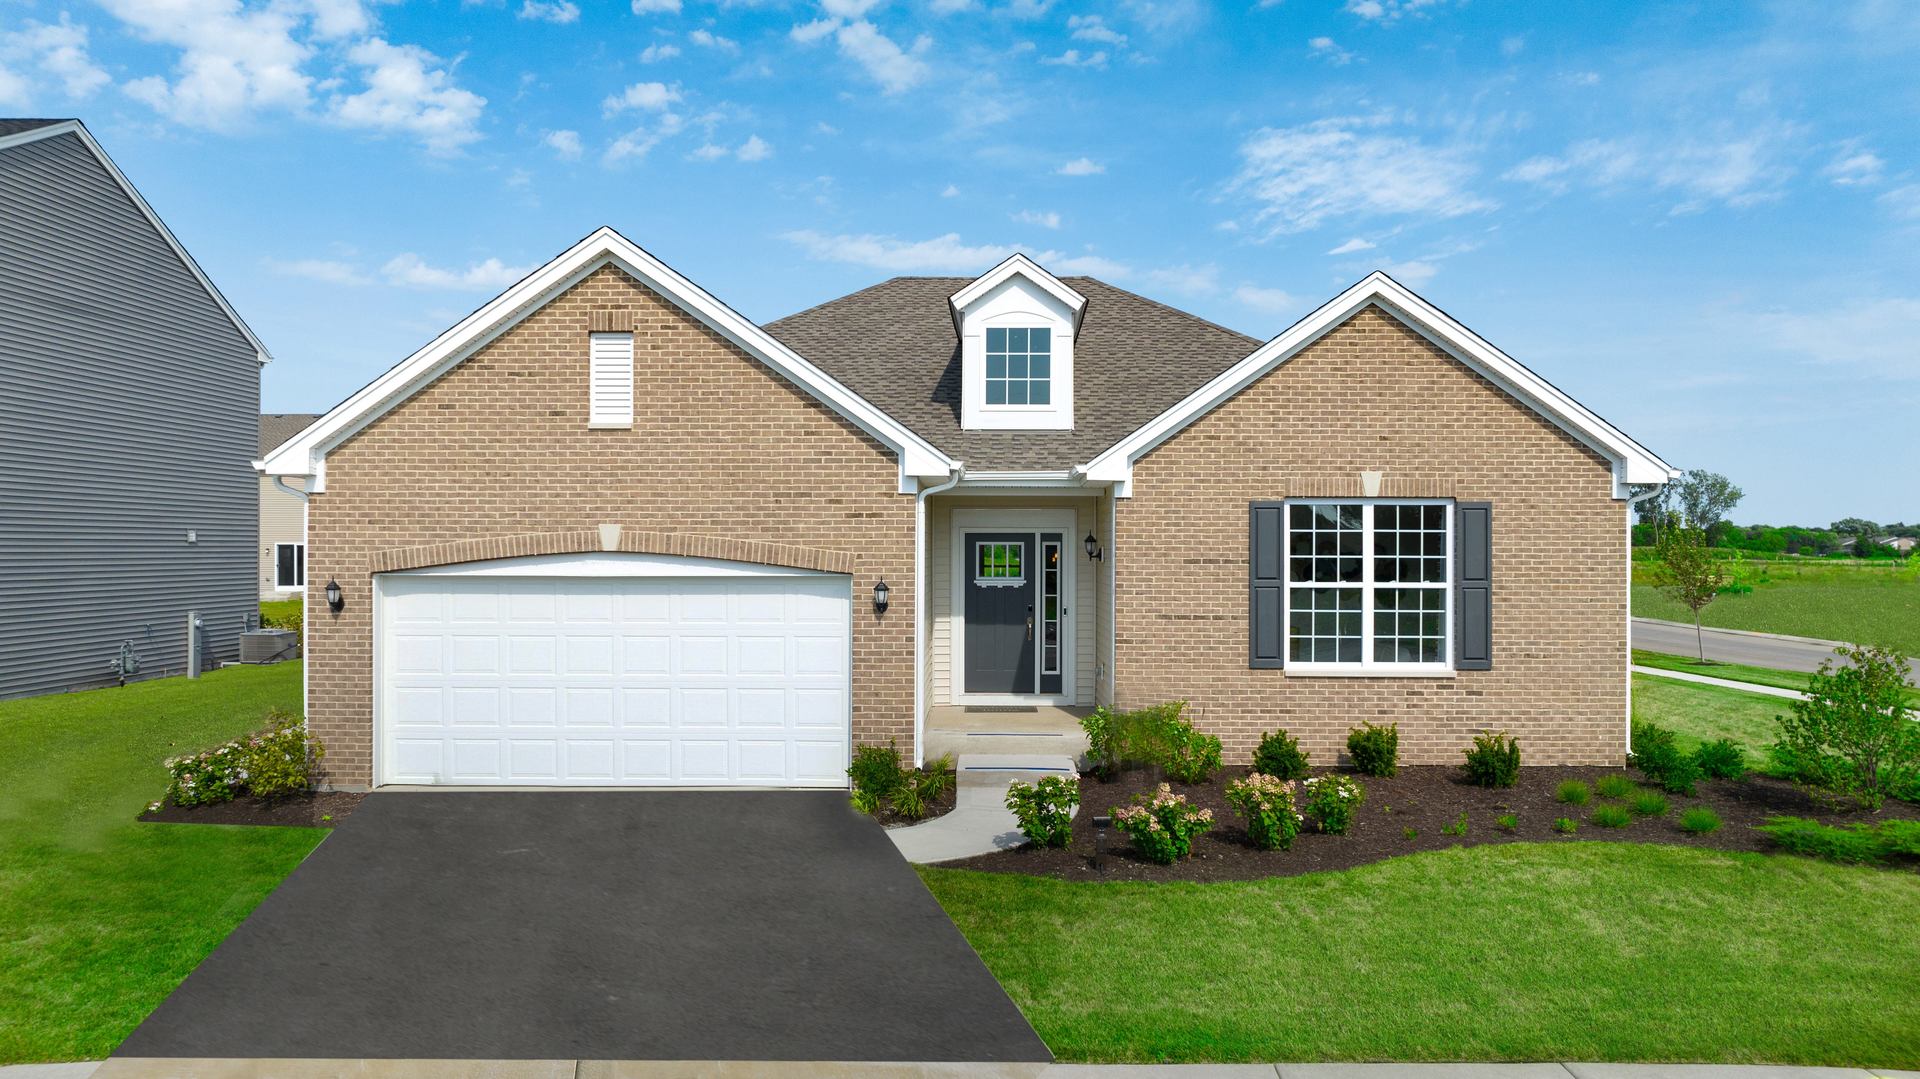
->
{"left": 0, "top": 131, "right": 260, "bottom": 699}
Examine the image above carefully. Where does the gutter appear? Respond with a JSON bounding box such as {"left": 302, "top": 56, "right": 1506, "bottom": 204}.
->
{"left": 913, "top": 464, "right": 965, "bottom": 766}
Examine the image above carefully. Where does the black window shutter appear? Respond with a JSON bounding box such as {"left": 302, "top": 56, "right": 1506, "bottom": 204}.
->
{"left": 1455, "top": 502, "right": 1493, "bottom": 670}
{"left": 1250, "top": 502, "right": 1285, "bottom": 669}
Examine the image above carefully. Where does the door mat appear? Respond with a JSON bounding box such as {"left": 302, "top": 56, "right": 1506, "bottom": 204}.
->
{"left": 964, "top": 706, "right": 1039, "bottom": 713}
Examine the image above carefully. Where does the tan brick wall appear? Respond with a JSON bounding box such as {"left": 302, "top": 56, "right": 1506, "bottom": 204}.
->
{"left": 305, "top": 264, "right": 914, "bottom": 786}
{"left": 1115, "top": 304, "right": 1628, "bottom": 767}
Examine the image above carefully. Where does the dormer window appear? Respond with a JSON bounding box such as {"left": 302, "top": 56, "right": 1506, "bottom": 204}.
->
{"left": 986, "top": 327, "right": 1052, "bottom": 406}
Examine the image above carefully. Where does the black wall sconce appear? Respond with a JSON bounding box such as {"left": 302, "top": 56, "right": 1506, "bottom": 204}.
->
{"left": 872, "top": 578, "right": 890, "bottom": 614}
{"left": 324, "top": 579, "right": 344, "bottom": 613}
{"left": 1083, "top": 531, "right": 1104, "bottom": 562}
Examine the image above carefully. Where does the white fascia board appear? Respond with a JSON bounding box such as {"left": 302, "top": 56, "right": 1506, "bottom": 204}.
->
{"left": 1082, "top": 271, "right": 1676, "bottom": 496}
{"left": 262, "top": 226, "right": 956, "bottom": 490}
{"left": 0, "top": 121, "right": 272, "bottom": 364}
{"left": 949, "top": 253, "right": 1088, "bottom": 337}
{"left": 957, "top": 469, "right": 1090, "bottom": 489}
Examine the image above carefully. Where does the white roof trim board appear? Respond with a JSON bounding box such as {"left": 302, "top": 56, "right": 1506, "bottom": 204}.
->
{"left": 262, "top": 226, "right": 959, "bottom": 492}
{"left": 948, "top": 253, "right": 1089, "bottom": 337}
{"left": 1081, "top": 271, "right": 1678, "bottom": 498}
{"left": 0, "top": 120, "right": 272, "bottom": 364}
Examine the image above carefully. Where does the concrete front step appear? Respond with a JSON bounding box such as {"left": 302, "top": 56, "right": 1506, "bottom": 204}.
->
{"left": 956, "top": 754, "right": 1078, "bottom": 791}
{"left": 925, "top": 727, "right": 1090, "bottom": 764}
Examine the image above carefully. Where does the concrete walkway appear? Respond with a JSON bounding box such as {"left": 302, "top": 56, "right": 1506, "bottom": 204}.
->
{"left": 1632, "top": 618, "right": 1846, "bottom": 673}
{"left": 42, "top": 1060, "right": 1920, "bottom": 1077}
{"left": 1631, "top": 664, "right": 1808, "bottom": 700}
{"left": 889, "top": 754, "right": 1077, "bottom": 864}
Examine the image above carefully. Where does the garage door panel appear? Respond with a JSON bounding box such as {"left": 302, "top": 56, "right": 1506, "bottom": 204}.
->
{"left": 380, "top": 566, "right": 850, "bottom": 786}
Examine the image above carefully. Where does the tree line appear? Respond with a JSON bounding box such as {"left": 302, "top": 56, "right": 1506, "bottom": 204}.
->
{"left": 1633, "top": 470, "right": 1912, "bottom": 558}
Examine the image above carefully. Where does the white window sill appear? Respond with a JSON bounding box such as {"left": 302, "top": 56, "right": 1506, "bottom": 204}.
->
{"left": 1283, "top": 665, "right": 1456, "bottom": 679}
{"left": 587, "top": 420, "right": 633, "bottom": 430}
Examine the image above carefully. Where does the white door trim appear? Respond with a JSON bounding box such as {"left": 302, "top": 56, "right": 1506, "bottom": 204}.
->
{"left": 949, "top": 507, "right": 1076, "bottom": 706}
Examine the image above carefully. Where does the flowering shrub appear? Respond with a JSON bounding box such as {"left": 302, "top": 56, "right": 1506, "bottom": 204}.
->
{"left": 1224, "top": 773, "right": 1302, "bottom": 851}
{"left": 1112, "top": 783, "right": 1214, "bottom": 863}
{"left": 1005, "top": 774, "right": 1080, "bottom": 847}
{"left": 1300, "top": 774, "right": 1366, "bottom": 835}
{"left": 164, "top": 712, "right": 324, "bottom": 808}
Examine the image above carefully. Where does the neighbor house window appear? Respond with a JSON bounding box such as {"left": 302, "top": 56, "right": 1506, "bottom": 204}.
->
{"left": 274, "top": 543, "right": 306, "bottom": 590}
{"left": 985, "top": 327, "right": 1051, "bottom": 406}
{"left": 589, "top": 331, "right": 634, "bottom": 427}
{"left": 1286, "top": 501, "right": 1449, "bottom": 668}
{"left": 973, "top": 541, "right": 1025, "bottom": 585}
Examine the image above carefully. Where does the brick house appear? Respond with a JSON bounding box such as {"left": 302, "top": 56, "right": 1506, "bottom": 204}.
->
{"left": 262, "top": 227, "right": 1675, "bottom": 789}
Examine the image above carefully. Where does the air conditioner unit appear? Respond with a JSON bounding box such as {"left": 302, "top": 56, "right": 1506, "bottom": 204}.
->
{"left": 239, "top": 629, "right": 298, "bottom": 664}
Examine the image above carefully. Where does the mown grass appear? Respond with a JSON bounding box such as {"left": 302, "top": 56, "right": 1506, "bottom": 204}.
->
{"left": 1631, "top": 560, "right": 1920, "bottom": 654}
{"left": 1630, "top": 672, "right": 1786, "bottom": 767}
{"left": 921, "top": 843, "right": 1920, "bottom": 1065}
{"left": 0, "top": 663, "right": 317, "bottom": 1064}
{"left": 1632, "top": 650, "right": 1920, "bottom": 704}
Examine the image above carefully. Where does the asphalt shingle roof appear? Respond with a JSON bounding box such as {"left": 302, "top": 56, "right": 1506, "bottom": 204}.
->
{"left": 259, "top": 413, "right": 322, "bottom": 456}
{"left": 765, "top": 276, "right": 1261, "bottom": 470}
{"left": 0, "top": 118, "right": 71, "bottom": 138}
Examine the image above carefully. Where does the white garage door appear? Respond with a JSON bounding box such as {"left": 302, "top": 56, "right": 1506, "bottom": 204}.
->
{"left": 375, "top": 553, "right": 851, "bottom": 787}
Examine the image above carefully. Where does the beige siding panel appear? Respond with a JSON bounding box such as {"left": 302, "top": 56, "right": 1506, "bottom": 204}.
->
{"left": 258, "top": 477, "right": 307, "bottom": 599}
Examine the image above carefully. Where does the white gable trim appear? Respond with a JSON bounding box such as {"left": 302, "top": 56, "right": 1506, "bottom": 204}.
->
{"left": 949, "top": 253, "right": 1087, "bottom": 337}
{"left": 0, "top": 120, "right": 271, "bottom": 364}
{"left": 261, "top": 226, "right": 958, "bottom": 492}
{"left": 1081, "top": 271, "right": 1677, "bottom": 498}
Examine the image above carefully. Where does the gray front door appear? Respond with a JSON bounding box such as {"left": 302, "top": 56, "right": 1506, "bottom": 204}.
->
{"left": 964, "top": 533, "right": 1036, "bottom": 694}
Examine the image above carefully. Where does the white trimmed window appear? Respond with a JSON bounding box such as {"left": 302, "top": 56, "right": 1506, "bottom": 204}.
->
{"left": 985, "top": 327, "right": 1051, "bottom": 406}
{"left": 589, "top": 331, "right": 635, "bottom": 427}
{"left": 274, "top": 543, "right": 306, "bottom": 590}
{"left": 1285, "top": 500, "right": 1450, "bottom": 671}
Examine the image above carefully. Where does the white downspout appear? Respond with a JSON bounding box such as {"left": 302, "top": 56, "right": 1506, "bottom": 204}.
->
{"left": 266, "top": 471, "right": 314, "bottom": 777}
{"left": 913, "top": 465, "right": 964, "bottom": 767}
{"left": 1623, "top": 482, "right": 1667, "bottom": 757}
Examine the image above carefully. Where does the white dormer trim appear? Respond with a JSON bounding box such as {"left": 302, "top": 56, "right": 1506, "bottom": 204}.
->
{"left": 952, "top": 254, "right": 1083, "bottom": 431}
{"left": 948, "top": 253, "right": 1087, "bottom": 337}
{"left": 1081, "top": 271, "right": 1678, "bottom": 498}
{"left": 261, "top": 226, "right": 958, "bottom": 492}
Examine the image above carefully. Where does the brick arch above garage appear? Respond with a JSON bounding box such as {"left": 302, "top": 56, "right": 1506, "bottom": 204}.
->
{"left": 368, "top": 529, "right": 856, "bottom": 576}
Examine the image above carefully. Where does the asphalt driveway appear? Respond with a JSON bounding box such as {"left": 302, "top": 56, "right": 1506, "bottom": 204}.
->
{"left": 116, "top": 791, "right": 1050, "bottom": 1062}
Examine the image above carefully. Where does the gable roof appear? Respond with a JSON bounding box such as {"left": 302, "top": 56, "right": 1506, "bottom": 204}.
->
{"left": 766, "top": 276, "right": 1261, "bottom": 471}
{"left": 1082, "top": 271, "right": 1677, "bottom": 495}
{"left": 261, "top": 227, "right": 957, "bottom": 490}
{"left": 947, "top": 253, "right": 1088, "bottom": 337}
{"left": 0, "top": 119, "right": 271, "bottom": 364}
{"left": 259, "top": 413, "right": 322, "bottom": 456}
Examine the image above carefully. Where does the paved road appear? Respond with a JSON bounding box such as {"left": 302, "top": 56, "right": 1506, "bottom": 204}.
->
{"left": 1631, "top": 618, "right": 1846, "bottom": 672}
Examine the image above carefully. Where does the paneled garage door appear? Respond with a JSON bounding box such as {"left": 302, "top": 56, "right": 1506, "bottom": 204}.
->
{"left": 375, "top": 554, "right": 851, "bottom": 787}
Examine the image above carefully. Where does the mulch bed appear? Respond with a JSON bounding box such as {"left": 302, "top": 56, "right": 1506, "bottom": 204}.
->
{"left": 877, "top": 769, "right": 959, "bottom": 828}
{"left": 140, "top": 790, "right": 366, "bottom": 828}
{"left": 943, "top": 764, "right": 1920, "bottom": 882}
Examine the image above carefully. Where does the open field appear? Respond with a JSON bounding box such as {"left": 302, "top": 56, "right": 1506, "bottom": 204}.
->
{"left": 1631, "top": 559, "right": 1920, "bottom": 654}
{"left": 0, "top": 663, "right": 317, "bottom": 1064}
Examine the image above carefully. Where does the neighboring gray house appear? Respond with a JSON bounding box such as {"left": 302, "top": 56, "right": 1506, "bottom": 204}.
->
{"left": 0, "top": 119, "right": 268, "bottom": 698}
{"left": 259, "top": 414, "right": 319, "bottom": 600}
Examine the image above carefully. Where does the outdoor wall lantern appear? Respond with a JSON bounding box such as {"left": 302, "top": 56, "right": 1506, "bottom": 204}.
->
{"left": 873, "top": 579, "right": 890, "bottom": 614}
{"left": 324, "top": 579, "right": 344, "bottom": 613}
{"left": 1083, "top": 531, "right": 1104, "bottom": 562}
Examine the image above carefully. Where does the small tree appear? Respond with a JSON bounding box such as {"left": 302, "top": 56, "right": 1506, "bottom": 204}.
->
{"left": 1673, "top": 470, "right": 1744, "bottom": 533}
{"left": 1653, "top": 525, "right": 1727, "bottom": 661}
{"left": 1775, "top": 646, "right": 1919, "bottom": 809}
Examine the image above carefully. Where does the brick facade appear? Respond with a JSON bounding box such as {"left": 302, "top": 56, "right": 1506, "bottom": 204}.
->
{"left": 1113, "top": 304, "right": 1629, "bottom": 767}
{"left": 304, "top": 264, "right": 914, "bottom": 787}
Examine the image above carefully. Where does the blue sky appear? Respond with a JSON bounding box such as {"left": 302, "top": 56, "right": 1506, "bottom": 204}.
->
{"left": 3, "top": 0, "right": 1915, "bottom": 525}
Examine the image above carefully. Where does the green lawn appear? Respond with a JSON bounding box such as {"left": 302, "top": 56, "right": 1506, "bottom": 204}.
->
{"left": 0, "top": 663, "right": 318, "bottom": 1064}
{"left": 922, "top": 843, "right": 1920, "bottom": 1066}
{"left": 1632, "top": 560, "right": 1920, "bottom": 654}
{"left": 1633, "top": 650, "right": 1920, "bottom": 705}
{"left": 1631, "top": 672, "right": 1787, "bottom": 766}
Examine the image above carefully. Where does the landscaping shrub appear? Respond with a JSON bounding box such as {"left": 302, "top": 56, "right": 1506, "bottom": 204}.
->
{"left": 1461, "top": 731, "right": 1521, "bottom": 788}
{"left": 1080, "top": 706, "right": 1128, "bottom": 778}
{"left": 1300, "top": 774, "right": 1366, "bottom": 835}
{"left": 1757, "top": 816, "right": 1888, "bottom": 864}
{"left": 1251, "top": 728, "right": 1311, "bottom": 779}
{"left": 1347, "top": 722, "right": 1399, "bottom": 777}
{"left": 1112, "top": 783, "right": 1213, "bottom": 863}
{"left": 890, "top": 763, "right": 954, "bottom": 822}
{"left": 163, "top": 713, "right": 323, "bottom": 807}
{"left": 848, "top": 742, "right": 906, "bottom": 805}
{"left": 1160, "top": 723, "right": 1224, "bottom": 785}
{"left": 1678, "top": 807, "right": 1722, "bottom": 834}
{"left": 1441, "top": 812, "right": 1468, "bottom": 837}
{"left": 1630, "top": 790, "right": 1670, "bottom": 817}
{"left": 1879, "top": 819, "right": 1920, "bottom": 856}
{"left": 1004, "top": 775, "right": 1080, "bottom": 848}
{"left": 1224, "top": 773, "right": 1302, "bottom": 851}
{"left": 1692, "top": 738, "right": 1748, "bottom": 781}
{"left": 1595, "top": 773, "right": 1637, "bottom": 799}
{"left": 1496, "top": 813, "right": 1518, "bottom": 832}
{"left": 1555, "top": 779, "right": 1591, "bottom": 805}
{"left": 1590, "top": 804, "right": 1633, "bottom": 828}
{"left": 1774, "top": 645, "right": 1920, "bottom": 809}
{"left": 1629, "top": 722, "right": 1702, "bottom": 795}
{"left": 1082, "top": 701, "right": 1220, "bottom": 783}
{"left": 1553, "top": 817, "right": 1578, "bottom": 834}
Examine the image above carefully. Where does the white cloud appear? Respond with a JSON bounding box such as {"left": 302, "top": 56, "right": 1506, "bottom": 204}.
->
{"left": 1881, "top": 184, "right": 1920, "bottom": 220}
{"left": 518, "top": 0, "right": 580, "bottom": 23}
{"left": 640, "top": 43, "right": 679, "bottom": 62}
{"left": 1012, "top": 209, "right": 1061, "bottom": 229}
{"left": 1742, "top": 297, "right": 1920, "bottom": 380}
{"left": 736, "top": 133, "right": 772, "bottom": 161}
{"left": 782, "top": 230, "right": 1022, "bottom": 273}
{"left": 822, "top": 0, "right": 885, "bottom": 17}
{"left": 1041, "top": 49, "right": 1107, "bottom": 69}
{"left": 1565, "top": 70, "right": 1600, "bottom": 86}
{"left": 1327, "top": 237, "right": 1375, "bottom": 255}
{"left": 789, "top": 18, "right": 839, "bottom": 44}
{"left": 1050, "top": 253, "right": 1130, "bottom": 277}
{"left": 1231, "top": 116, "right": 1493, "bottom": 234}
{"left": 1308, "top": 36, "right": 1355, "bottom": 65}
{"left": 382, "top": 252, "right": 534, "bottom": 291}
{"left": 0, "top": 15, "right": 111, "bottom": 104}
{"left": 1057, "top": 156, "right": 1105, "bottom": 176}
{"left": 813, "top": 120, "right": 840, "bottom": 134}
{"left": 265, "top": 256, "right": 369, "bottom": 285}
{"left": 1824, "top": 149, "right": 1884, "bottom": 187}
{"left": 604, "top": 111, "right": 685, "bottom": 163}
{"left": 106, "top": 0, "right": 318, "bottom": 129}
{"left": 929, "top": 0, "right": 975, "bottom": 11}
{"left": 689, "top": 28, "right": 739, "bottom": 51}
{"left": 1500, "top": 35, "right": 1524, "bottom": 57}
{"left": 941, "top": 183, "right": 960, "bottom": 197}
{"left": 1379, "top": 258, "right": 1437, "bottom": 285}
{"left": 328, "top": 38, "right": 487, "bottom": 154}
{"left": 1068, "top": 14, "right": 1127, "bottom": 46}
{"left": 1233, "top": 284, "right": 1298, "bottom": 313}
{"left": 1145, "top": 263, "right": 1219, "bottom": 295}
{"left": 543, "top": 128, "right": 582, "bottom": 159}
{"left": 690, "top": 142, "right": 730, "bottom": 160}
{"left": 1502, "top": 129, "right": 1797, "bottom": 211}
{"left": 1345, "top": 0, "right": 1443, "bottom": 21}
{"left": 603, "top": 80, "right": 681, "bottom": 114}
{"left": 833, "top": 21, "right": 930, "bottom": 94}
{"left": 631, "top": 0, "right": 682, "bottom": 12}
